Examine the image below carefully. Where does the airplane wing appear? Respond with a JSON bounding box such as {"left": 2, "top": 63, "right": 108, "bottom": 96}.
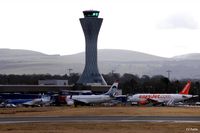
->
{"left": 71, "top": 98, "right": 91, "bottom": 107}
{"left": 146, "top": 98, "right": 164, "bottom": 106}
{"left": 147, "top": 98, "right": 175, "bottom": 106}
{"left": 22, "top": 99, "right": 42, "bottom": 106}
{"left": 72, "top": 98, "right": 89, "bottom": 104}
{"left": 147, "top": 98, "right": 163, "bottom": 103}
{"left": 192, "top": 95, "right": 199, "bottom": 98}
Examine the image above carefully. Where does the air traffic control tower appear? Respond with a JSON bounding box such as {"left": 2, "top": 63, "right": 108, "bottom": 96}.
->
{"left": 77, "top": 10, "right": 107, "bottom": 85}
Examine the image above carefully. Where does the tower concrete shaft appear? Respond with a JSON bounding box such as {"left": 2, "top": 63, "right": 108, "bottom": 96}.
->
{"left": 77, "top": 10, "right": 107, "bottom": 85}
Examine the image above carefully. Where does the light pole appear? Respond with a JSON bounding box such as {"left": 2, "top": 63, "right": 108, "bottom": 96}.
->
{"left": 166, "top": 70, "right": 171, "bottom": 80}
{"left": 67, "top": 68, "right": 73, "bottom": 76}
{"left": 111, "top": 70, "right": 115, "bottom": 75}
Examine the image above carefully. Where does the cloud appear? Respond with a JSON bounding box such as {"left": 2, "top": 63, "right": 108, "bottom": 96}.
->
{"left": 158, "top": 14, "right": 198, "bottom": 29}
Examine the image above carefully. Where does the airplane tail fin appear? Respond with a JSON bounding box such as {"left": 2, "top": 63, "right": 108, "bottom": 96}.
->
{"left": 179, "top": 81, "right": 191, "bottom": 95}
{"left": 105, "top": 81, "right": 119, "bottom": 97}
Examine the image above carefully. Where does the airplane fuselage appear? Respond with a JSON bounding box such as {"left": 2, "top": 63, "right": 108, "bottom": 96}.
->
{"left": 70, "top": 94, "right": 112, "bottom": 104}
{"left": 65, "top": 82, "right": 119, "bottom": 106}
{"left": 128, "top": 94, "right": 193, "bottom": 105}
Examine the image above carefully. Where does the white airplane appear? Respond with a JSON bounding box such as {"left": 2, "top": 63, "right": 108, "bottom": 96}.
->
{"left": 127, "top": 81, "right": 198, "bottom": 106}
{"left": 22, "top": 95, "right": 51, "bottom": 107}
{"left": 3, "top": 94, "right": 51, "bottom": 107}
{"left": 65, "top": 81, "right": 119, "bottom": 106}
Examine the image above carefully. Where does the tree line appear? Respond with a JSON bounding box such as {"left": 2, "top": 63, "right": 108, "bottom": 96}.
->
{"left": 103, "top": 73, "right": 199, "bottom": 95}
{"left": 0, "top": 73, "right": 199, "bottom": 98}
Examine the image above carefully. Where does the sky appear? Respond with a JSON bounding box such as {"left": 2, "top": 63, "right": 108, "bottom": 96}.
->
{"left": 0, "top": 0, "right": 200, "bottom": 58}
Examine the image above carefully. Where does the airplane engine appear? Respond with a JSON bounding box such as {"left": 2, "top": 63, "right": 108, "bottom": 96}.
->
{"left": 65, "top": 96, "right": 74, "bottom": 106}
{"left": 138, "top": 100, "right": 149, "bottom": 105}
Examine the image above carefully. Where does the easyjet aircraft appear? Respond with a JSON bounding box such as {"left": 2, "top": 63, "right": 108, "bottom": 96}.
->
{"left": 127, "top": 81, "right": 198, "bottom": 106}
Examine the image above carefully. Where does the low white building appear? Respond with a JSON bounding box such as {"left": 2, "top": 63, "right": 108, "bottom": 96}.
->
{"left": 38, "top": 80, "right": 68, "bottom": 85}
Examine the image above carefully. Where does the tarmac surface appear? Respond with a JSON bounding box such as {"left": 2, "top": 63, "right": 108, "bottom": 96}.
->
{"left": 0, "top": 116, "right": 200, "bottom": 124}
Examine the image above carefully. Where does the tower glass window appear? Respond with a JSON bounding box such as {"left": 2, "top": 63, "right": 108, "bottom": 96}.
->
{"left": 83, "top": 10, "right": 99, "bottom": 18}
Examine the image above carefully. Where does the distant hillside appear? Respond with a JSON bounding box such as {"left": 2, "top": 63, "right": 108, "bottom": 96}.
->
{"left": 62, "top": 49, "right": 167, "bottom": 63}
{"left": 0, "top": 48, "right": 200, "bottom": 79}
{"left": 0, "top": 49, "right": 47, "bottom": 59}
{"left": 173, "top": 53, "right": 200, "bottom": 60}
{"left": 98, "top": 49, "right": 167, "bottom": 62}
{"left": 63, "top": 49, "right": 167, "bottom": 63}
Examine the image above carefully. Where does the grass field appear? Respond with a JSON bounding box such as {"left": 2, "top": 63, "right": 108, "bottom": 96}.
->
{"left": 0, "top": 106, "right": 200, "bottom": 116}
{"left": 0, "top": 106, "right": 200, "bottom": 133}
{"left": 0, "top": 122, "right": 199, "bottom": 133}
